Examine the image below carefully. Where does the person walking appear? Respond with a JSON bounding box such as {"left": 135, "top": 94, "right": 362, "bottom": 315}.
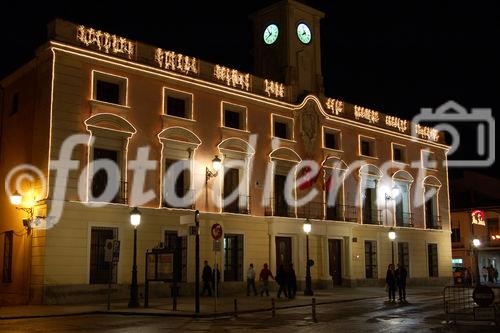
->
{"left": 287, "top": 263, "right": 297, "bottom": 299}
{"left": 493, "top": 267, "right": 498, "bottom": 284}
{"left": 246, "top": 263, "right": 257, "bottom": 296}
{"left": 201, "top": 260, "right": 213, "bottom": 297}
{"left": 276, "top": 264, "right": 288, "bottom": 298}
{"left": 385, "top": 264, "right": 396, "bottom": 302}
{"left": 395, "top": 263, "right": 408, "bottom": 302}
{"left": 212, "top": 264, "right": 221, "bottom": 297}
{"left": 487, "top": 266, "right": 494, "bottom": 283}
{"left": 481, "top": 266, "right": 488, "bottom": 283}
{"left": 259, "top": 263, "right": 274, "bottom": 297}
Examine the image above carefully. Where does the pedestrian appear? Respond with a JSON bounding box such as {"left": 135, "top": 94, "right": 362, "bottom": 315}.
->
{"left": 201, "top": 260, "right": 213, "bottom": 297}
{"left": 385, "top": 264, "right": 396, "bottom": 302}
{"left": 493, "top": 267, "right": 498, "bottom": 283}
{"left": 462, "top": 267, "right": 471, "bottom": 287}
{"left": 212, "top": 264, "right": 221, "bottom": 297}
{"left": 247, "top": 263, "right": 257, "bottom": 296}
{"left": 395, "top": 263, "right": 408, "bottom": 302}
{"left": 276, "top": 264, "right": 288, "bottom": 298}
{"left": 481, "top": 266, "right": 488, "bottom": 283}
{"left": 259, "top": 263, "right": 274, "bottom": 297}
{"left": 287, "top": 263, "right": 297, "bottom": 299}
{"left": 487, "top": 266, "right": 494, "bottom": 283}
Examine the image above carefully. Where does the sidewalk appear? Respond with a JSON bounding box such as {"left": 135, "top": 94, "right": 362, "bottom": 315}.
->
{"left": 0, "top": 287, "right": 444, "bottom": 320}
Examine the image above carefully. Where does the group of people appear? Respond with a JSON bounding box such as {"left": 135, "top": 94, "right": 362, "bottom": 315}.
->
{"left": 200, "top": 261, "right": 221, "bottom": 297}
{"left": 481, "top": 265, "right": 499, "bottom": 284}
{"left": 385, "top": 263, "right": 408, "bottom": 302}
{"left": 247, "top": 263, "right": 298, "bottom": 299}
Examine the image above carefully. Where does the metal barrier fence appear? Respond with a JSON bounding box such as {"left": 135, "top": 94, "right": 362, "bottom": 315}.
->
{"left": 443, "top": 285, "right": 499, "bottom": 324}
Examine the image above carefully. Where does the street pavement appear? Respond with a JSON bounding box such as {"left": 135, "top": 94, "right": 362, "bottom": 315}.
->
{"left": 0, "top": 288, "right": 499, "bottom": 333}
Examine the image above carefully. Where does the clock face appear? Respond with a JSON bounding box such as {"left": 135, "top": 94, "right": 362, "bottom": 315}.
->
{"left": 297, "top": 23, "right": 312, "bottom": 44}
{"left": 263, "top": 24, "right": 279, "bottom": 45}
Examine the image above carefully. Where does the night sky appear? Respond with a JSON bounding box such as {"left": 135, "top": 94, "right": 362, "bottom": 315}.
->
{"left": 0, "top": 1, "right": 498, "bottom": 180}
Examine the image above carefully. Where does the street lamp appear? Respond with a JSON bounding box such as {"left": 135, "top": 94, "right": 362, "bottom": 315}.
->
{"left": 206, "top": 155, "right": 222, "bottom": 183}
{"left": 385, "top": 186, "right": 400, "bottom": 227}
{"left": 388, "top": 228, "right": 397, "bottom": 266}
{"left": 303, "top": 219, "right": 313, "bottom": 296}
{"left": 128, "top": 207, "right": 141, "bottom": 308}
{"left": 472, "top": 238, "right": 481, "bottom": 285}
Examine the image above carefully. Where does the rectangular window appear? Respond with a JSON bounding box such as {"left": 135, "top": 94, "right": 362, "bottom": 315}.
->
{"left": 272, "top": 115, "right": 293, "bottom": 140}
{"left": 428, "top": 243, "right": 438, "bottom": 277}
{"left": 392, "top": 144, "right": 406, "bottom": 163}
{"left": 163, "top": 88, "right": 193, "bottom": 119}
{"left": 164, "top": 231, "right": 187, "bottom": 282}
{"left": 224, "top": 234, "right": 244, "bottom": 282}
{"left": 364, "top": 240, "right": 378, "bottom": 279}
{"left": 397, "top": 242, "right": 410, "bottom": 276}
{"left": 93, "top": 71, "right": 127, "bottom": 105}
{"left": 222, "top": 102, "right": 246, "bottom": 130}
{"left": 167, "top": 96, "right": 186, "bottom": 118}
{"left": 486, "top": 218, "right": 499, "bottom": 239}
{"left": 2, "top": 231, "right": 13, "bottom": 283}
{"left": 324, "top": 129, "right": 341, "bottom": 150}
{"left": 422, "top": 150, "right": 436, "bottom": 169}
{"left": 224, "top": 110, "right": 241, "bottom": 129}
{"left": 163, "top": 159, "right": 191, "bottom": 208}
{"left": 89, "top": 227, "right": 118, "bottom": 284}
{"left": 451, "top": 227, "right": 461, "bottom": 242}
{"left": 10, "top": 92, "right": 19, "bottom": 116}
{"left": 360, "top": 137, "right": 375, "bottom": 157}
{"left": 91, "top": 148, "right": 123, "bottom": 203}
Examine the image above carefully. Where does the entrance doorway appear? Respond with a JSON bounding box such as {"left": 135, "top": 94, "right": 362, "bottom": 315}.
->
{"left": 275, "top": 236, "right": 292, "bottom": 272}
{"left": 90, "top": 227, "right": 118, "bottom": 284}
{"left": 328, "top": 239, "right": 342, "bottom": 286}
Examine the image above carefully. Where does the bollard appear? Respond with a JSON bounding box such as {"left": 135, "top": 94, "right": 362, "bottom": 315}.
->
{"left": 234, "top": 298, "right": 238, "bottom": 318}
{"left": 271, "top": 298, "right": 276, "bottom": 318}
{"left": 312, "top": 298, "right": 317, "bottom": 322}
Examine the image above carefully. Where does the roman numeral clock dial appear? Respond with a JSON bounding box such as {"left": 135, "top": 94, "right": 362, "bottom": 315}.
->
{"left": 297, "top": 22, "right": 312, "bottom": 44}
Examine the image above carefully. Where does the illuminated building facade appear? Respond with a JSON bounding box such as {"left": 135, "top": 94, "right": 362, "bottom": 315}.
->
{"left": 0, "top": 1, "right": 452, "bottom": 304}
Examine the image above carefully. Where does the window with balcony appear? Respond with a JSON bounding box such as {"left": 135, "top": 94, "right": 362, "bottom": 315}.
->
{"left": 392, "top": 172, "right": 413, "bottom": 227}
{"left": 451, "top": 227, "right": 461, "bottom": 243}
{"left": 91, "top": 148, "right": 125, "bottom": 204}
{"left": 223, "top": 167, "right": 247, "bottom": 214}
{"left": 163, "top": 159, "right": 192, "bottom": 209}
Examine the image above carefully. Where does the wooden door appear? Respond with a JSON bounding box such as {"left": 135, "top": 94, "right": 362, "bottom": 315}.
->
{"left": 328, "top": 239, "right": 342, "bottom": 286}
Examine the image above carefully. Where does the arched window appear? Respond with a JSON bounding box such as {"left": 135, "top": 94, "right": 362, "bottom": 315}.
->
{"left": 84, "top": 113, "right": 136, "bottom": 204}
{"left": 423, "top": 176, "right": 442, "bottom": 229}
{"left": 158, "top": 127, "right": 201, "bottom": 209}
{"left": 323, "top": 157, "right": 350, "bottom": 221}
{"left": 359, "top": 164, "right": 383, "bottom": 225}
{"left": 217, "top": 138, "right": 255, "bottom": 214}
{"left": 268, "top": 147, "right": 301, "bottom": 217}
{"left": 392, "top": 170, "right": 414, "bottom": 227}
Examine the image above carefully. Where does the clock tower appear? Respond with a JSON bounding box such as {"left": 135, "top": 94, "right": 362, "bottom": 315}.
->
{"left": 250, "top": 0, "right": 325, "bottom": 101}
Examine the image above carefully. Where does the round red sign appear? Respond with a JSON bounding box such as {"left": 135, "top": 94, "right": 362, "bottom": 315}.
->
{"left": 472, "top": 285, "right": 495, "bottom": 307}
{"left": 211, "top": 223, "right": 223, "bottom": 240}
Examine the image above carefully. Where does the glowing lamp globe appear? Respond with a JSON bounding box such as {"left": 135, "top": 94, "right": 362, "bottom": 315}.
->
{"left": 130, "top": 207, "right": 141, "bottom": 227}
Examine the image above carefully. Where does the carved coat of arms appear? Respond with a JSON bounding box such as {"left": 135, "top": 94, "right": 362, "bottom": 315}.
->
{"left": 299, "top": 104, "right": 319, "bottom": 157}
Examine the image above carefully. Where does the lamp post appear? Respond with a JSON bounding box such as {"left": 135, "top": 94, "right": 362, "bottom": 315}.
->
{"left": 388, "top": 228, "right": 397, "bottom": 266}
{"left": 472, "top": 238, "right": 481, "bottom": 286}
{"left": 194, "top": 210, "right": 200, "bottom": 314}
{"left": 128, "top": 207, "right": 141, "bottom": 308}
{"left": 303, "top": 219, "right": 313, "bottom": 296}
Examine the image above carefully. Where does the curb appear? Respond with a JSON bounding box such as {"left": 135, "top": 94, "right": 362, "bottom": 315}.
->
{"left": 0, "top": 295, "right": 384, "bottom": 320}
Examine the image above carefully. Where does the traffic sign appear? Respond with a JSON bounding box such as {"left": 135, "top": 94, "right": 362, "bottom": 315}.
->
{"left": 213, "top": 240, "right": 221, "bottom": 252}
{"left": 211, "top": 223, "right": 223, "bottom": 240}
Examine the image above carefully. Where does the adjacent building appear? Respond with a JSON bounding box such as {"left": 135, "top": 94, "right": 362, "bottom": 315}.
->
{"left": 450, "top": 171, "right": 500, "bottom": 283}
{"left": 0, "top": 1, "right": 452, "bottom": 305}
